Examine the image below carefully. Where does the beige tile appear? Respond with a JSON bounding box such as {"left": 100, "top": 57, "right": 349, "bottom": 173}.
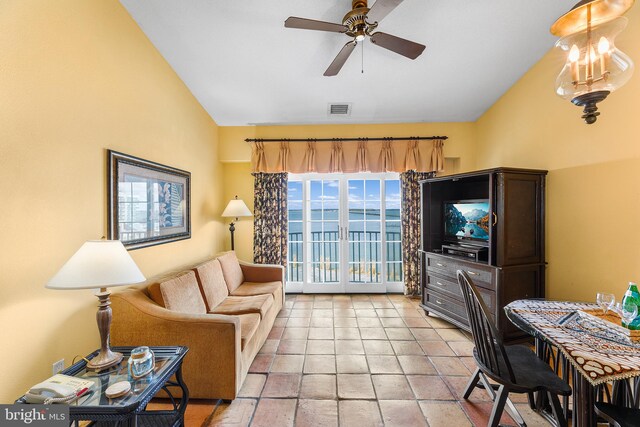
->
{"left": 334, "top": 317, "right": 358, "bottom": 327}
{"left": 412, "top": 329, "right": 442, "bottom": 341}
{"left": 249, "top": 354, "right": 274, "bottom": 373}
{"left": 208, "top": 398, "right": 256, "bottom": 427}
{"left": 372, "top": 374, "right": 414, "bottom": 399}
{"left": 397, "top": 355, "right": 437, "bottom": 375}
{"left": 430, "top": 356, "right": 471, "bottom": 376}
{"left": 513, "top": 403, "right": 554, "bottom": 426}
{"left": 306, "top": 339, "right": 335, "bottom": 354}
{"left": 312, "top": 309, "right": 334, "bottom": 317}
{"left": 403, "top": 317, "right": 431, "bottom": 328}
{"left": 334, "top": 308, "right": 356, "bottom": 317}
{"left": 378, "top": 400, "right": 428, "bottom": 427}
{"left": 420, "top": 340, "right": 456, "bottom": 356}
{"left": 363, "top": 340, "right": 395, "bottom": 355}
{"left": 367, "top": 355, "right": 402, "bottom": 374}
{"left": 397, "top": 308, "right": 424, "bottom": 318}
{"left": 296, "top": 400, "right": 338, "bottom": 427}
{"left": 281, "top": 327, "right": 309, "bottom": 340}
{"left": 277, "top": 309, "right": 291, "bottom": 318}
{"left": 273, "top": 318, "right": 288, "bottom": 328}
{"left": 371, "top": 299, "right": 395, "bottom": 308}
{"left": 359, "top": 327, "right": 387, "bottom": 340}
{"left": 334, "top": 328, "right": 361, "bottom": 340}
{"left": 385, "top": 328, "right": 414, "bottom": 340}
{"left": 357, "top": 317, "right": 383, "bottom": 328}
{"left": 310, "top": 316, "right": 333, "bottom": 327}
{"left": 251, "top": 398, "right": 296, "bottom": 427}
{"left": 425, "top": 315, "right": 458, "bottom": 329}
{"left": 260, "top": 373, "right": 301, "bottom": 398}
{"left": 333, "top": 301, "right": 353, "bottom": 309}
{"left": 267, "top": 327, "right": 284, "bottom": 340}
{"left": 277, "top": 339, "right": 307, "bottom": 354}
{"left": 237, "top": 374, "right": 266, "bottom": 398}
{"left": 352, "top": 301, "right": 374, "bottom": 309}
{"left": 337, "top": 374, "right": 376, "bottom": 399}
{"left": 289, "top": 309, "right": 312, "bottom": 318}
{"left": 376, "top": 308, "right": 399, "bottom": 317}
{"left": 293, "top": 301, "right": 313, "bottom": 309}
{"left": 383, "top": 319, "right": 408, "bottom": 330}
{"left": 442, "top": 376, "right": 493, "bottom": 402}
{"left": 407, "top": 375, "right": 455, "bottom": 400}
{"left": 339, "top": 400, "right": 384, "bottom": 427}
{"left": 448, "top": 341, "right": 475, "bottom": 356}
{"left": 299, "top": 374, "right": 337, "bottom": 399}
{"left": 335, "top": 339, "right": 365, "bottom": 354}
{"left": 286, "top": 316, "right": 310, "bottom": 327}
{"left": 313, "top": 300, "right": 333, "bottom": 308}
{"left": 270, "top": 354, "right": 304, "bottom": 373}
{"left": 436, "top": 328, "right": 470, "bottom": 341}
{"left": 355, "top": 309, "right": 378, "bottom": 317}
{"left": 460, "top": 357, "right": 478, "bottom": 373}
{"left": 258, "top": 339, "right": 279, "bottom": 354}
{"left": 391, "top": 340, "right": 424, "bottom": 355}
{"left": 419, "top": 401, "right": 472, "bottom": 427}
{"left": 304, "top": 355, "right": 336, "bottom": 374}
{"left": 336, "top": 354, "right": 369, "bottom": 373}
{"left": 308, "top": 327, "right": 334, "bottom": 340}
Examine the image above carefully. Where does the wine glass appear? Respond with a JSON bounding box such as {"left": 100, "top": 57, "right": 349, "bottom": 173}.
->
{"left": 621, "top": 301, "right": 638, "bottom": 327}
{"left": 596, "top": 292, "right": 615, "bottom": 315}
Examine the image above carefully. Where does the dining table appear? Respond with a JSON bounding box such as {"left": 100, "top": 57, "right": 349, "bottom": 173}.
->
{"left": 505, "top": 299, "right": 640, "bottom": 427}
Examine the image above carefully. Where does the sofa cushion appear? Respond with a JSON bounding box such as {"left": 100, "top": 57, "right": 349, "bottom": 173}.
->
{"left": 217, "top": 251, "right": 244, "bottom": 293}
{"left": 211, "top": 294, "right": 274, "bottom": 318}
{"left": 148, "top": 271, "right": 206, "bottom": 314}
{"left": 238, "top": 313, "right": 261, "bottom": 351}
{"left": 230, "top": 281, "right": 282, "bottom": 299}
{"left": 193, "top": 259, "right": 229, "bottom": 311}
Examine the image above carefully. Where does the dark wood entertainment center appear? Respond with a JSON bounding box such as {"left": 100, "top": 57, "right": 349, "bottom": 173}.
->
{"left": 419, "top": 167, "right": 547, "bottom": 342}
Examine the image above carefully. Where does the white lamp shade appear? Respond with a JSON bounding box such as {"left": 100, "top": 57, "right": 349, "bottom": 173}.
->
{"left": 222, "top": 199, "right": 252, "bottom": 218}
{"left": 46, "top": 240, "right": 146, "bottom": 290}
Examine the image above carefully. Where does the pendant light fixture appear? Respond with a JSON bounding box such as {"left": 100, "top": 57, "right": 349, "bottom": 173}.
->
{"left": 551, "top": 0, "right": 635, "bottom": 124}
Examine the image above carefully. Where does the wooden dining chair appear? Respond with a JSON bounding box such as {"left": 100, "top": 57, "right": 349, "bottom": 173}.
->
{"left": 456, "top": 270, "right": 572, "bottom": 427}
{"left": 595, "top": 402, "right": 640, "bottom": 427}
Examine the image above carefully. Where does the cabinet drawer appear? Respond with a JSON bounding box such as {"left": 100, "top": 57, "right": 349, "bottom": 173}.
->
{"left": 426, "top": 273, "right": 462, "bottom": 299}
{"left": 424, "top": 291, "right": 468, "bottom": 321}
{"left": 426, "top": 255, "right": 457, "bottom": 279}
{"left": 426, "top": 254, "right": 495, "bottom": 289}
{"left": 459, "top": 266, "right": 493, "bottom": 288}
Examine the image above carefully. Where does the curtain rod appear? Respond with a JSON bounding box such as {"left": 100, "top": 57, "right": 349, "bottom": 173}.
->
{"left": 245, "top": 136, "right": 447, "bottom": 143}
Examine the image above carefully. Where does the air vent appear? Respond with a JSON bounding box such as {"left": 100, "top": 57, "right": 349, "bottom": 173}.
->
{"left": 328, "top": 103, "right": 352, "bottom": 116}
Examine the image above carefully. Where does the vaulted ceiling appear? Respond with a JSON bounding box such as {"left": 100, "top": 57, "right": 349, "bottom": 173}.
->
{"left": 120, "top": 0, "right": 576, "bottom": 126}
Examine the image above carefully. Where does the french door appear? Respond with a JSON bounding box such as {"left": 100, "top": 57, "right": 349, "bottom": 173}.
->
{"left": 287, "top": 173, "right": 403, "bottom": 294}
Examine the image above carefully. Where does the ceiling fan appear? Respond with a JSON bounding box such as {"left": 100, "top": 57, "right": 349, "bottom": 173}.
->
{"left": 285, "top": 0, "right": 426, "bottom": 76}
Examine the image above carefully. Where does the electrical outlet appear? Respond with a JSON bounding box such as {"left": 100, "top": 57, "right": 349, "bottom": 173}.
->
{"left": 52, "top": 359, "right": 64, "bottom": 375}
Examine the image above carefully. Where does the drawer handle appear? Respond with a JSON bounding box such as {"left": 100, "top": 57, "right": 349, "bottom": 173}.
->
{"left": 436, "top": 281, "right": 444, "bottom": 287}
{"left": 436, "top": 263, "right": 446, "bottom": 267}
{"left": 467, "top": 270, "right": 479, "bottom": 276}
{"left": 493, "top": 212, "right": 498, "bottom": 226}
{"left": 435, "top": 299, "right": 443, "bottom": 305}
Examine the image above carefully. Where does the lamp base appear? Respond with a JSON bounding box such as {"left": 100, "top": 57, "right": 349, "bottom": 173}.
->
{"left": 86, "top": 288, "right": 122, "bottom": 372}
{"left": 571, "top": 91, "right": 610, "bottom": 124}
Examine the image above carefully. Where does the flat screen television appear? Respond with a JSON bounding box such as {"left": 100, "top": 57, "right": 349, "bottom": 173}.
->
{"left": 443, "top": 199, "right": 490, "bottom": 245}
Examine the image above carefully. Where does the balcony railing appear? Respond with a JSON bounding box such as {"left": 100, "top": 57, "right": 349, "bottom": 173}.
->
{"left": 288, "top": 231, "right": 402, "bottom": 283}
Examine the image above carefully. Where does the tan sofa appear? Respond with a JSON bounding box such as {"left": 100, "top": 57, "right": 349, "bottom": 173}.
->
{"left": 110, "top": 251, "right": 284, "bottom": 400}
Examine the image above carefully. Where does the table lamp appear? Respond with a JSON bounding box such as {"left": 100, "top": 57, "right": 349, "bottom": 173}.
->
{"left": 46, "top": 240, "right": 145, "bottom": 371}
{"left": 221, "top": 195, "right": 252, "bottom": 250}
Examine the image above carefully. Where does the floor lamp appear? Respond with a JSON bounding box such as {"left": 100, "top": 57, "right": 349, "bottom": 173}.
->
{"left": 222, "top": 195, "right": 252, "bottom": 250}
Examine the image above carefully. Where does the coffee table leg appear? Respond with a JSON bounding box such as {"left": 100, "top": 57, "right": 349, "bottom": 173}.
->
{"left": 572, "top": 369, "right": 597, "bottom": 427}
{"left": 175, "top": 364, "right": 189, "bottom": 424}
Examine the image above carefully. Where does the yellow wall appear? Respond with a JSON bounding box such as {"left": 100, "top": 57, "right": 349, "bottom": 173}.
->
{"left": 476, "top": 6, "right": 640, "bottom": 301}
{"left": 0, "top": 0, "right": 223, "bottom": 401}
{"left": 219, "top": 122, "right": 477, "bottom": 260}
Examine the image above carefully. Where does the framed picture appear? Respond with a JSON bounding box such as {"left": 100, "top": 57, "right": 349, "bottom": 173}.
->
{"left": 107, "top": 150, "right": 191, "bottom": 250}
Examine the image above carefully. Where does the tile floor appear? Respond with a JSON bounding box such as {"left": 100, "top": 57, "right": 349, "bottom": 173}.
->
{"left": 183, "top": 294, "right": 551, "bottom": 426}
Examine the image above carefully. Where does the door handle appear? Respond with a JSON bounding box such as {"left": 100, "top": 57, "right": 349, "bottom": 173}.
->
{"left": 493, "top": 212, "right": 498, "bottom": 226}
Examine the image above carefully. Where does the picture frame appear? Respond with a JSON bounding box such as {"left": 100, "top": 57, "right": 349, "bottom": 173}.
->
{"left": 107, "top": 150, "right": 191, "bottom": 250}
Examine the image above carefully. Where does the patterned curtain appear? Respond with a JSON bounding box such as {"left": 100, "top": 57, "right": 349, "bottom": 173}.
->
{"left": 400, "top": 170, "right": 435, "bottom": 296}
{"left": 253, "top": 172, "right": 288, "bottom": 267}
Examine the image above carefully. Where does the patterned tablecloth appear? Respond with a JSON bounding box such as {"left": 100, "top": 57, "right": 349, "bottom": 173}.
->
{"left": 505, "top": 299, "right": 640, "bottom": 386}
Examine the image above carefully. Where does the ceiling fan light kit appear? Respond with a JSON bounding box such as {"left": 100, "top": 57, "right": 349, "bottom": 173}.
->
{"left": 551, "top": 0, "right": 635, "bottom": 124}
{"left": 284, "top": 0, "right": 426, "bottom": 76}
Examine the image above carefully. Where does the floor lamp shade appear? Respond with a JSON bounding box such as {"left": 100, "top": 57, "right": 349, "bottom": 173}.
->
{"left": 222, "top": 196, "right": 252, "bottom": 250}
{"left": 46, "top": 240, "right": 145, "bottom": 371}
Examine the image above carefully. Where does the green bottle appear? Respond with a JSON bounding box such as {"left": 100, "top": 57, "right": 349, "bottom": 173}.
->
{"left": 621, "top": 282, "right": 640, "bottom": 330}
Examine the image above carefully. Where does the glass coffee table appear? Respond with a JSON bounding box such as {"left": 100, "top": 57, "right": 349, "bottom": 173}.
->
{"left": 17, "top": 346, "right": 189, "bottom": 426}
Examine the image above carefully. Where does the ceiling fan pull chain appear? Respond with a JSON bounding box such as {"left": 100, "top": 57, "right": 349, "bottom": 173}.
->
{"left": 361, "top": 39, "right": 364, "bottom": 74}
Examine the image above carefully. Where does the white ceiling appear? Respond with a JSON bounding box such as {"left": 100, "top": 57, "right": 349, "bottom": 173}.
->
{"left": 119, "top": 0, "right": 575, "bottom": 126}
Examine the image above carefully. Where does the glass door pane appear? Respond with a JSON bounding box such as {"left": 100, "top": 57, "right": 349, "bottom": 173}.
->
{"left": 347, "top": 179, "right": 382, "bottom": 285}
{"left": 308, "top": 180, "right": 340, "bottom": 284}
{"left": 385, "top": 179, "right": 403, "bottom": 282}
{"left": 287, "top": 181, "right": 304, "bottom": 282}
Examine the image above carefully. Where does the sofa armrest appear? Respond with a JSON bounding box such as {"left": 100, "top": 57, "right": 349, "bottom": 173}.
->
{"left": 110, "top": 289, "right": 241, "bottom": 400}
{"left": 239, "top": 261, "right": 285, "bottom": 283}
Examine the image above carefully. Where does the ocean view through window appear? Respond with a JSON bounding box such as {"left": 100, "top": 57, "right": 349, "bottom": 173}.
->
{"left": 287, "top": 173, "right": 403, "bottom": 293}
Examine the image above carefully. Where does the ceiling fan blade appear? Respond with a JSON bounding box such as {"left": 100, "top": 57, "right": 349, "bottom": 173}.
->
{"left": 324, "top": 41, "right": 358, "bottom": 76}
{"left": 366, "top": 0, "right": 404, "bottom": 24}
{"left": 370, "top": 32, "right": 425, "bottom": 59}
{"left": 285, "top": 17, "right": 348, "bottom": 33}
